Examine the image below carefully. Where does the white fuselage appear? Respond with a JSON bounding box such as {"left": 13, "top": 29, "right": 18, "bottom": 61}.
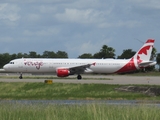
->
{"left": 3, "top": 58, "right": 138, "bottom": 74}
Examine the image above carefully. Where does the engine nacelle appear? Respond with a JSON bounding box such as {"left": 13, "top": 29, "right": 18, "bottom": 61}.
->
{"left": 56, "top": 69, "right": 70, "bottom": 77}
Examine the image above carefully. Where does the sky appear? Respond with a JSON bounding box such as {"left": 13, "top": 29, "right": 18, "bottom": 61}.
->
{"left": 0, "top": 0, "right": 160, "bottom": 58}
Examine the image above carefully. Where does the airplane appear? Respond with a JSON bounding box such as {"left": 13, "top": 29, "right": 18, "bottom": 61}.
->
{"left": 3, "top": 39, "right": 156, "bottom": 79}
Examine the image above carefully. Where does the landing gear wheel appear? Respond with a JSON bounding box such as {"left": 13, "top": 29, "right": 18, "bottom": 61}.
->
{"left": 19, "top": 74, "right": 23, "bottom": 79}
{"left": 77, "top": 75, "right": 82, "bottom": 80}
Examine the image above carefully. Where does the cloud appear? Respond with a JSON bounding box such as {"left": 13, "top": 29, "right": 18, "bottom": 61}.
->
{"left": 55, "top": 8, "right": 106, "bottom": 24}
{"left": 0, "top": 3, "right": 20, "bottom": 22}
{"left": 127, "top": 0, "right": 160, "bottom": 9}
{"left": 23, "top": 28, "right": 60, "bottom": 36}
{"left": 27, "top": 13, "right": 41, "bottom": 22}
{"left": 0, "top": 0, "right": 160, "bottom": 57}
{"left": 65, "top": 37, "right": 112, "bottom": 57}
{"left": 55, "top": 6, "right": 141, "bottom": 29}
{"left": 0, "top": 36, "right": 13, "bottom": 42}
{"left": 0, "top": 0, "right": 67, "bottom": 3}
{"left": 98, "top": 19, "right": 141, "bottom": 29}
{"left": 39, "top": 5, "right": 57, "bottom": 14}
{"left": 66, "top": 0, "right": 103, "bottom": 9}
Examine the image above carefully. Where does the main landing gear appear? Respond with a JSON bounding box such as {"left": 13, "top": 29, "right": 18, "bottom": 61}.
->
{"left": 19, "top": 73, "right": 23, "bottom": 79}
{"left": 77, "top": 74, "right": 82, "bottom": 80}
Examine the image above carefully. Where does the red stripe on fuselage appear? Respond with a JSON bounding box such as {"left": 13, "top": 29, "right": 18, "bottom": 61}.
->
{"left": 115, "top": 58, "right": 137, "bottom": 73}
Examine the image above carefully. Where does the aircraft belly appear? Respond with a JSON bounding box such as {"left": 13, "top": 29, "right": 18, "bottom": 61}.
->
{"left": 91, "top": 66, "right": 120, "bottom": 73}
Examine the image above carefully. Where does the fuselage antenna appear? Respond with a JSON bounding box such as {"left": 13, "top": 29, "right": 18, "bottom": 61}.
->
{"left": 134, "top": 38, "right": 144, "bottom": 44}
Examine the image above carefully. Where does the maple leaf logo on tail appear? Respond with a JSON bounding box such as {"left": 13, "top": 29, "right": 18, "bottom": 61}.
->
{"left": 133, "top": 39, "right": 155, "bottom": 65}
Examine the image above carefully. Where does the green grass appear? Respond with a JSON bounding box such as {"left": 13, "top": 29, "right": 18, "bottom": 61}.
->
{"left": 0, "top": 103, "right": 160, "bottom": 120}
{"left": 0, "top": 82, "right": 160, "bottom": 120}
{"left": 0, "top": 82, "right": 159, "bottom": 100}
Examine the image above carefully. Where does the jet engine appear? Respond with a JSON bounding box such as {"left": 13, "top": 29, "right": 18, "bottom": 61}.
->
{"left": 56, "top": 68, "right": 70, "bottom": 77}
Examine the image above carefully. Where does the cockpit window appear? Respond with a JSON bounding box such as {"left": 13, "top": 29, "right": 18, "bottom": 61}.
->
{"left": 9, "top": 62, "right": 14, "bottom": 64}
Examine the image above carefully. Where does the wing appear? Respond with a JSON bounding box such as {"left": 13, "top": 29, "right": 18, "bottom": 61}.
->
{"left": 57, "top": 62, "right": 95, "bottom": 74}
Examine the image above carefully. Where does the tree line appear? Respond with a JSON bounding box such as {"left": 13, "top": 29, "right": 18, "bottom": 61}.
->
{"left": 0, "top": 51, "right": 68, "bottom": 68}
{"left": 0, "top": 45, "right": 160, "bottom": 71}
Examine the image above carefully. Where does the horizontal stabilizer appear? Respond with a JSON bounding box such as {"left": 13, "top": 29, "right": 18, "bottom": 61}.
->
{"left": 139, "top": 61, "right": 157, "bottom": 67}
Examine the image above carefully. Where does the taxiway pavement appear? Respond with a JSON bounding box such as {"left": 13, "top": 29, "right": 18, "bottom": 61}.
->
{"left": 0, "top": 75, "right": 159, "bottom": 85}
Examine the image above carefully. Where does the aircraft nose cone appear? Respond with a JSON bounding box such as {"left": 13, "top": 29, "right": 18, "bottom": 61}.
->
{"left": 3, "top": 64, "right": 8, "bottom": 70}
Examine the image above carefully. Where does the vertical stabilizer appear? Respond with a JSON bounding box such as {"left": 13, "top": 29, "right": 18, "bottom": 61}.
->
{"left": 133, "top": 39, "right": 155, "bottom": 63}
